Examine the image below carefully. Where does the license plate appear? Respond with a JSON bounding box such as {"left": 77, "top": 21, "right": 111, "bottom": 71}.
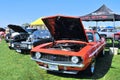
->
{"left": 48, "top": 64, "right": 58, "bottom": 71}
{"left": 21, "top": 44, "right": 27, "bottom": 47}
{"left": 16, "top": 49, "right": 21, "bottom": 53}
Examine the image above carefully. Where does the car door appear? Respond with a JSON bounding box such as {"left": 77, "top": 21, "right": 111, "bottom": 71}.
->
{"left": 94, "top": 32, "right": 103, "bottom": 54}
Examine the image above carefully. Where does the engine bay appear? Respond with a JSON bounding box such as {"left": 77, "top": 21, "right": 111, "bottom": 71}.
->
{"left": 48, "top": 42, "right": 87, "bottom": 52}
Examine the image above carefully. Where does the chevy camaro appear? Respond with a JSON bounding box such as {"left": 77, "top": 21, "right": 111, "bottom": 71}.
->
{"left": 30, "top": 15, "right": 106, "bottom": 75}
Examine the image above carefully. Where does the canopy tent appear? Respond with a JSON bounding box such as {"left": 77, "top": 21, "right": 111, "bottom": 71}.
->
{"left": 80, "top": 4, "right": 120, "bottom": 21}
{"left": 30, "top": 18, "right": 44, "bottom": 26}
{"left": 80, "top": 4, "right": 120, "bottom": 51}
{"left": 105, "top": 26, "right": 115, "bottom": 29}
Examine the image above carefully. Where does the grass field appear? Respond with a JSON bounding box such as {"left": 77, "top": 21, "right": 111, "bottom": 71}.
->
{"left": 0, "top": 39, "right": 120, "bottom": 80}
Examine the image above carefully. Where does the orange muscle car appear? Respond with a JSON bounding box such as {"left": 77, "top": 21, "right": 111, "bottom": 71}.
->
{"left": 30, "top": 15, "right": 106, "bottom": 75}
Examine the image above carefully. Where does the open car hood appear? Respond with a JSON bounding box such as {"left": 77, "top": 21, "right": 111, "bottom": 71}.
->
{"left": 42, "top": 15, "right": 88, "bottom": 42}
{"left": 8, "top": 24, "right": 28, "bottom": 33}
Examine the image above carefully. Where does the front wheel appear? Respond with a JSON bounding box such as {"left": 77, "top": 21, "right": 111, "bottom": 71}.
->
{"left": 90, "top": 60, "right": 96, "bottom": 75}
{"left": 86, "top": 58, "right": 96, "bottom": 76}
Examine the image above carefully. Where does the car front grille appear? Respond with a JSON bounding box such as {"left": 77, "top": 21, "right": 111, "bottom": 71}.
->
{"left": 40, "top": 53, "right": 71, "bottom": 63}
{"left": 14, "top": 43, "right": 28, "bottom": 49}
{"left": 14, "top": 43, "right": 20, "bottom": 48}
{"left": 20, "top": 44, "right": 27, "bottom": 48}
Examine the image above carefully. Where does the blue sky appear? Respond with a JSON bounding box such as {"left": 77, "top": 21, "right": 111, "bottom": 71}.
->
{"left": 0, "top": 0, "right": 120, "bottom": 28}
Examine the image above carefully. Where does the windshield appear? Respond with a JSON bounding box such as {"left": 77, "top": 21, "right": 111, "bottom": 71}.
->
{"left": 32, "top": 30, "right": 51, "bottom": 38}
{"left": 25, "top": 28, "right": 37, "bottom": 34}
{"left": 27, "top": 29, "right": 51, "bottom": 42}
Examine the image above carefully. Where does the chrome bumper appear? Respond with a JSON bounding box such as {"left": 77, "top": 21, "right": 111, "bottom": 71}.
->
{"left": 31, "top": 58, "right": 84, "bottom": 68}
{"left": 40, "top": 66, "right": 79, "bottom": 74}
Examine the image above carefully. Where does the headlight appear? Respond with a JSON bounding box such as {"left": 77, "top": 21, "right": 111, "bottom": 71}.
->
{"left": 71, "top": 56, "right": 79, "bottom": 64}
{"left": 35, "top": 52, "right": 41, "bottom": 59}
{"left": 11, "top": 43, "right": 14, "bottom": 47}
{"left": 28, "top": 45, "right": 32, "bottom": 49}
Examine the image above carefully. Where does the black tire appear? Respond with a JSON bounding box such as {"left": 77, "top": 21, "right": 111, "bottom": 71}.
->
{"left": 8, "top": 46, "right": 14, "bottom": 50}
{"left": 20, "top": 50, "right": 27, "bottom": 54}
{"left": 20, "top": 49, "right": 30, "bottom": 54}
{"left": 20, "top": 50, "right": 24, "bottom": 54}
{"left": 86, "top": 58, "right": 96, "bottom": 76}
{"left": 99, "top": 49, "right": 105, "bottom": 57}
{"left": 8, "top": 46, "right": 12, "bottom": 49}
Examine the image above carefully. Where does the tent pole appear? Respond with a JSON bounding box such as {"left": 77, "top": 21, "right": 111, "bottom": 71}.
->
{"left": 113, "top": 16, "right": 115, "bottom": 53}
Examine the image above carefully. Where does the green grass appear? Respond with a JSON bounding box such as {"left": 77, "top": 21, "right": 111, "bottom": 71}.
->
{"left": 103, "top": 55, "right": 120, "bottom": 80}
{"left": 0, "top": 39, "right": 120, "bottom": 80}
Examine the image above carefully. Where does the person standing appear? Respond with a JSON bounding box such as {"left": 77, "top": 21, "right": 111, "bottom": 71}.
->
{"left": 0, "top": 35, "right": 1, "bottom": 43}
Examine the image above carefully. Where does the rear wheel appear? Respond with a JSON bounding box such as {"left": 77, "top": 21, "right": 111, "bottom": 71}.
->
{"left": 99, "top": 49, "right": 105, "bottom": 57}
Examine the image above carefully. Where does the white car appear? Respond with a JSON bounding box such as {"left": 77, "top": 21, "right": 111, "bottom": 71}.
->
{"left": 98, "top": 28, "right": 117, "bottom": 38}
{"left": 7, "top": 24, "right": 37, "bottom": 49}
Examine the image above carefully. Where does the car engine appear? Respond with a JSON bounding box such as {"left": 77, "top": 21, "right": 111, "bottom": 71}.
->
{"left": 48, "top": 42, "right": 86, "bottom": 52}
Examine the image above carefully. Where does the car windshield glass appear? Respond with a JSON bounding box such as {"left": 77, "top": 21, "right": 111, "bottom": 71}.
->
{"left": 32, "top": 30, "right": 51, "bottom": 38}
{"left": 101, "top": 29, "right": 107, "bottom": 32}
{"left": 26, "top": 28, "right": 37, "bottom": 34}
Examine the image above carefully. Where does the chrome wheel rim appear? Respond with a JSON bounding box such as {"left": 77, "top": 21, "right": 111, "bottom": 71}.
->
{"left": 91, "top": 61, "right": 95, "bottom": 74}
{"left": 103, "top": 50, "right": 105, "bottom": 55}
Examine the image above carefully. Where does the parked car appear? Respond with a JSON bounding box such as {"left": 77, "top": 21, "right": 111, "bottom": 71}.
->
{"left": 114, "top": 31, "right": 120, "bottom": 42}
{"left": 30, "top": 15, "right": 106, "bottom": 75}
{"left": 98, "top": 28, "right": 117, "bottom": 38}
{"left": 13, "top": 29, "right": 52, "bottom": 53}
{"left": 7, "top": 24, "right": 37, "bottom": 49}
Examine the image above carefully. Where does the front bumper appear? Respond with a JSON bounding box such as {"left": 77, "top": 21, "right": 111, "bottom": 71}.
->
{"left": 31, "top": 58, "right": 85, "bottom": 74}
{"left": 13, "top": 42, "right": 33, "bottom": 52}
{"left": 8, "top": 42, "right": 15, "bottom": 49}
